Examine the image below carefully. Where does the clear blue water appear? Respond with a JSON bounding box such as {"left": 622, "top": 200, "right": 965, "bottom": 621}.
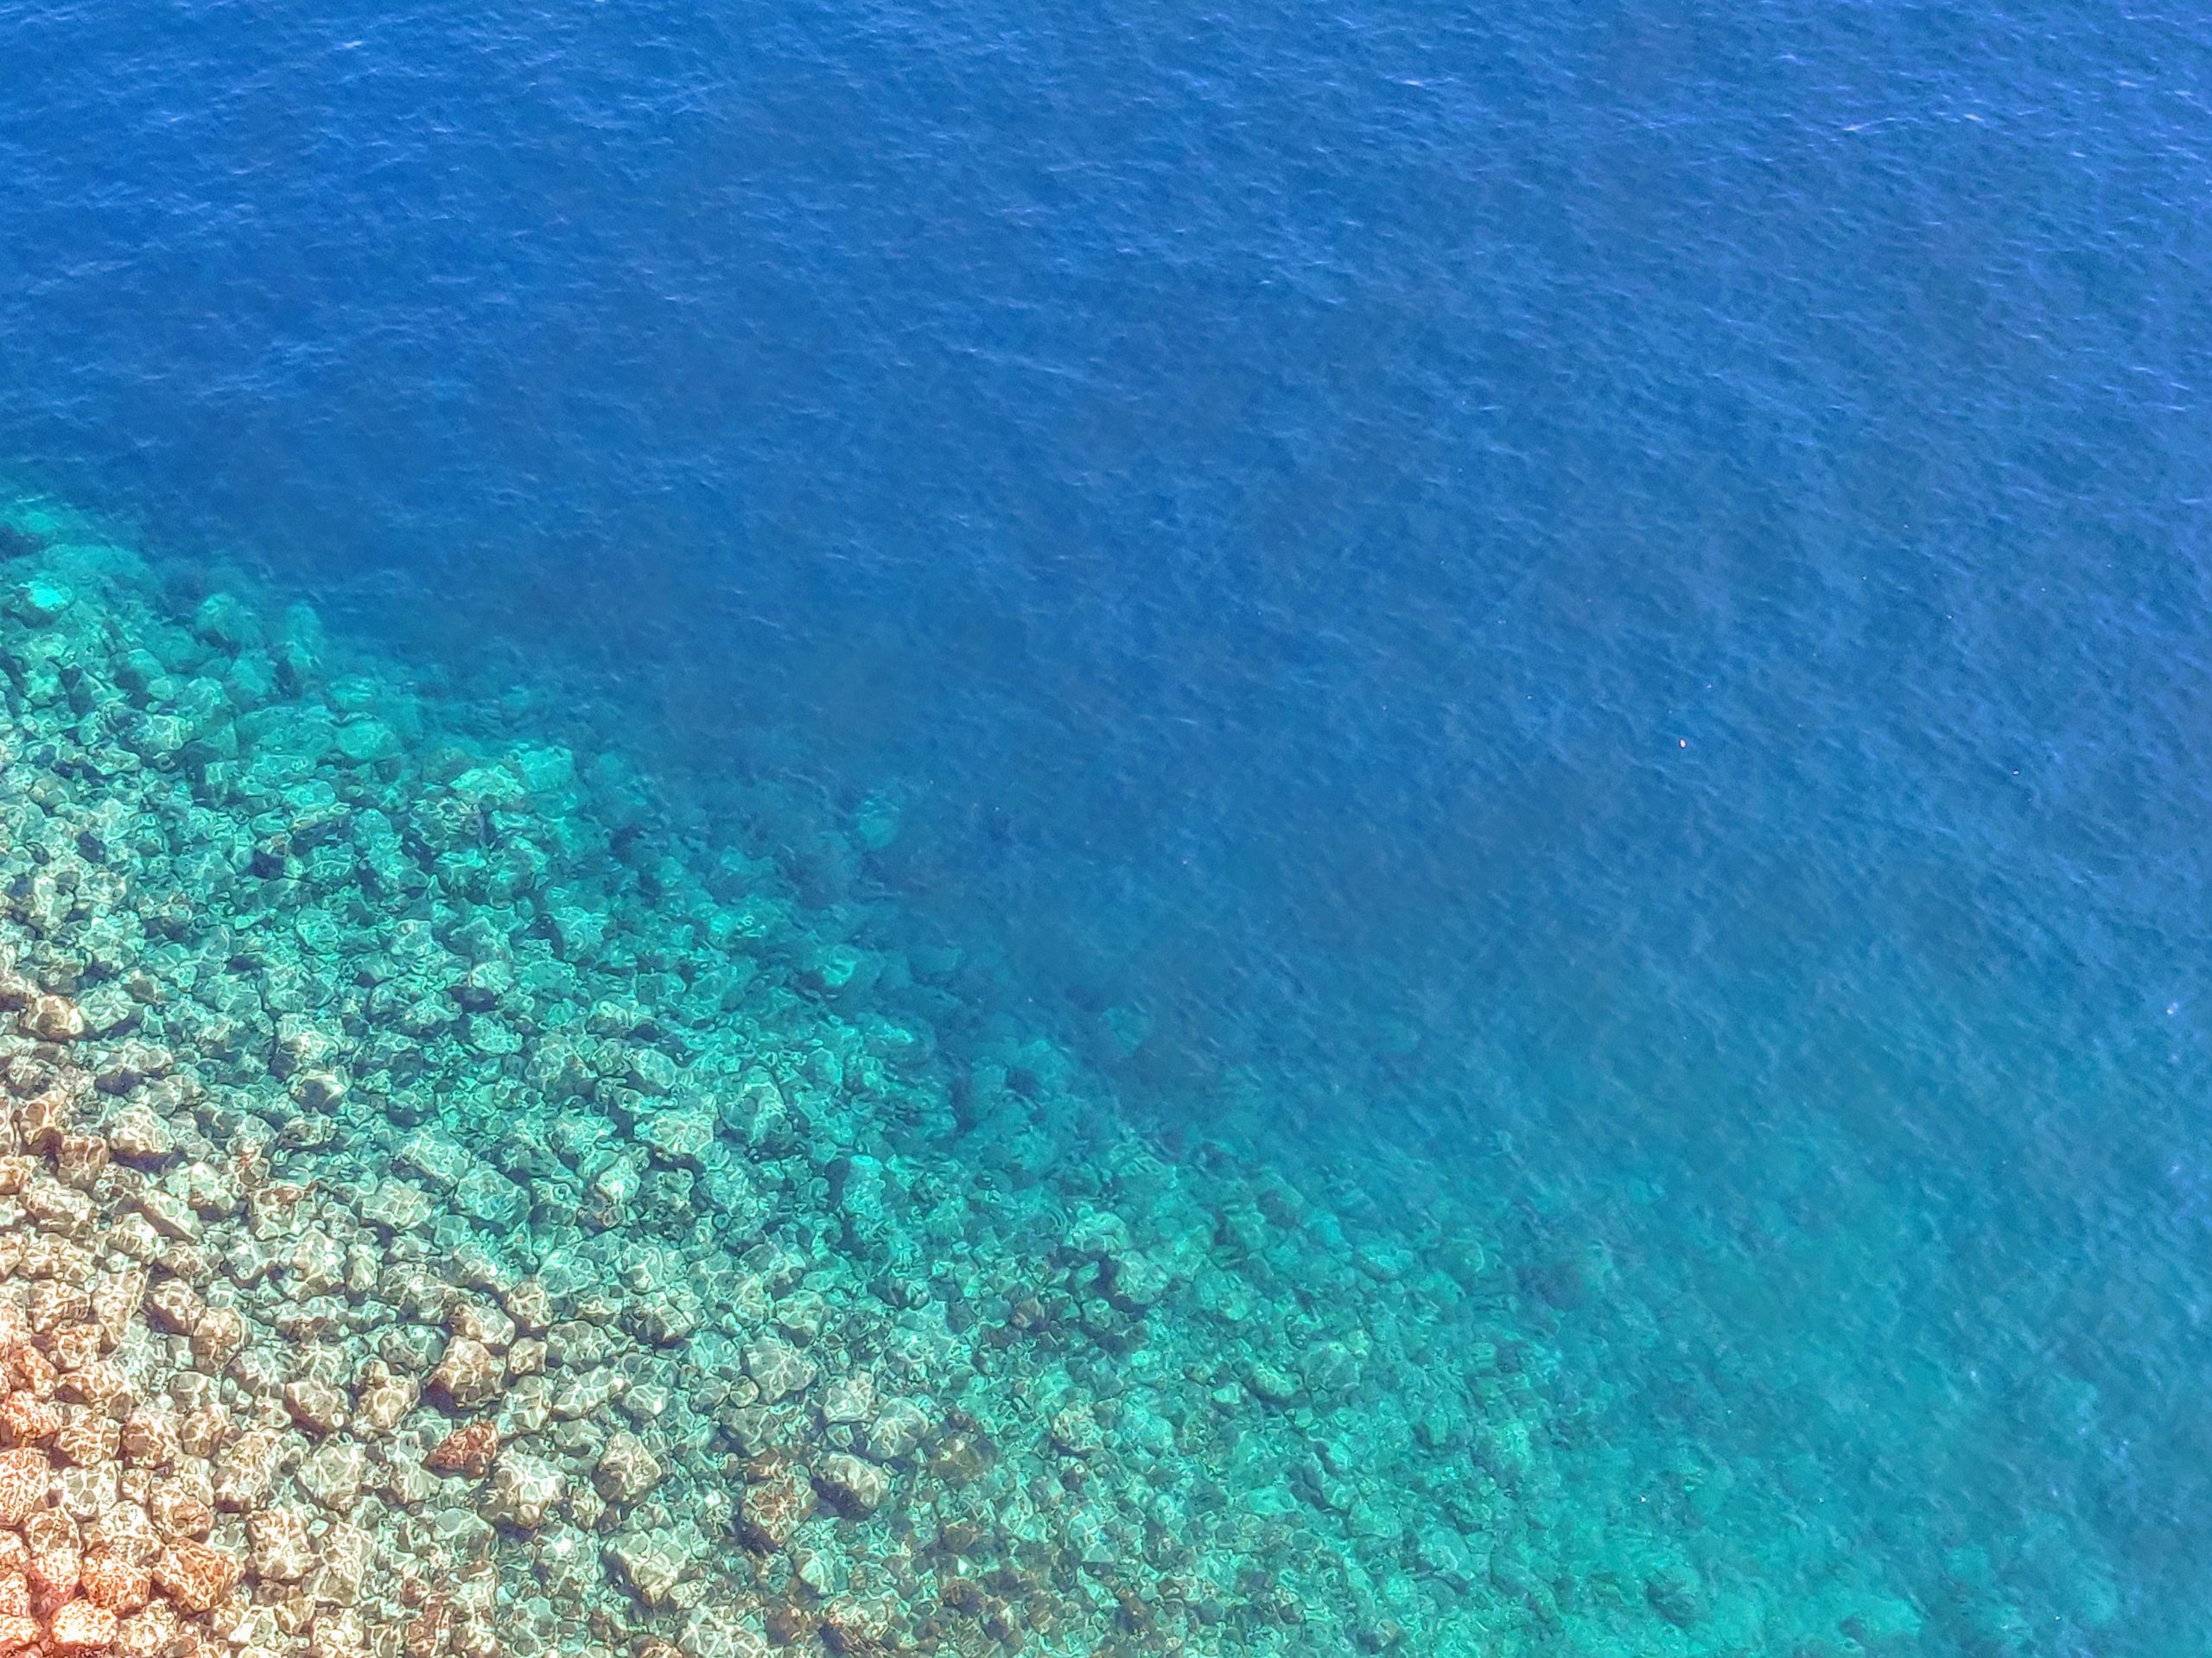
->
{"left": 4, "top": 0, "right": 2212, "bottom": 1648}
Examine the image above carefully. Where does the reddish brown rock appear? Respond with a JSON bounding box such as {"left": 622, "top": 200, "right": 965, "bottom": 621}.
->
{"left": 54, "top": 1133, "right": 109, "bottom": 1189}
{"left": 401, "top": 1598, "right": 451, "bottom": 1658}
{"left": 79, "top": 1547, "right": 149, "bottom": 1616}
{"left": 738, "top": 1453, "right": 815, "bottom": 1550}
{"left": 425, "top": 1420, "right": 498, "bottom": 1479}
{"left": 150, "top": 1540, "right": 237, "bottom": 1612}
{"left": 48, "top": 1597, "right": 117, "bottom": 1651}
{"left": 23, "top": 1508, "right": 80, "bottom": 1602}
{"left": 5, "top": 1348, "right": 57, "bottom": 1401}
{"left": 0, "top": 1449, "right": 49, "bottom": 1526}
{"left": 0, "top": 1393, "right": 60, "bottom": 1445}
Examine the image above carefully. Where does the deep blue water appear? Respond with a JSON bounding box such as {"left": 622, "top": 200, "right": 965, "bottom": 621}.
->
{"left": 6, "top": 0, "right": 2212, "bottom": 1648}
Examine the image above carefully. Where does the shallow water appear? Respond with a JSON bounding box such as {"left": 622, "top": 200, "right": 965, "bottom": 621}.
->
{"left": 3, "top": 0, "right": 2211, "bottom": 1651}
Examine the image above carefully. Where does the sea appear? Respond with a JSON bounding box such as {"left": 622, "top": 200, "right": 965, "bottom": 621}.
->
{"left": 3, "top": 0, "right": 2210, "bottom": 1651}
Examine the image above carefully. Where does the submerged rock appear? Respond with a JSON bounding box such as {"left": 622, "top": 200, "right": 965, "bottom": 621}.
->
{"left": 813, "top": 1452, "right": 888, "bottom": 1515}
{"left": 741, "top": 1337, "right": 814, "bottom": 1405}
{"left": 429, "top": 1337, "right": 502, "bottom": 1410}
{"left": 427, "top": 1420, "right": 500, "bottom": 1478}
{"left": 593, "top": 1431, "right": 662, "bottom": 1506}
{"left": 486, "top": 1450, "right": 564, "bottom": 1528}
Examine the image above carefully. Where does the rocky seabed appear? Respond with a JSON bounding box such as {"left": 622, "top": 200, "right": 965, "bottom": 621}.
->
{"left": 0, "top": 495, "right": 1935, "bottom": 1658}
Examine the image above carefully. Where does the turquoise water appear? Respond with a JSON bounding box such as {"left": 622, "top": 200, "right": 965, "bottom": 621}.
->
{"left": 3, "top": 0, "right": 2211, "bottom": 1652}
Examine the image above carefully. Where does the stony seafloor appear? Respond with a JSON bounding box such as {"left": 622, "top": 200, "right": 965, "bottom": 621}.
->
{"left": 0, "top": 495, "right": 1941, "bottom": 1658}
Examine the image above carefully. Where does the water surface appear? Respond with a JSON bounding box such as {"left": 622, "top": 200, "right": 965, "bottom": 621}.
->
{"left": 4, "top": 0, "right": 2212, "bottom": 1648}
